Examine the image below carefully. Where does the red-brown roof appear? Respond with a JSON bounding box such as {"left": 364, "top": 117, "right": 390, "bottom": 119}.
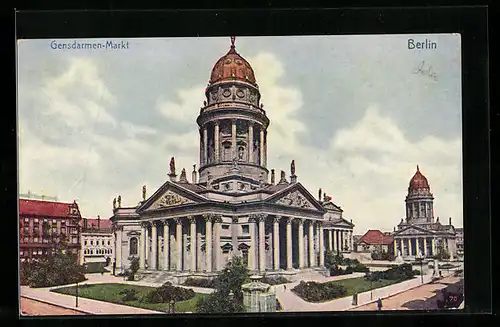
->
{"left": 19, "top": 199, "right": 77, "bottom": 218}
{"left": 83, "top": 218, "right": 113, "bottom": 231}
{"left": 358, "top": 230, "right": 394, "bottom": 245}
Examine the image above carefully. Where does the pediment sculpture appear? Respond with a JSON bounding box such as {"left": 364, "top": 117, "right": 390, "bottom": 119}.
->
{"left": 275, "top": 190, "right": 314, "bottom": 209}
{"left": 150, "top": 190, "right": 194, "bottom": 209}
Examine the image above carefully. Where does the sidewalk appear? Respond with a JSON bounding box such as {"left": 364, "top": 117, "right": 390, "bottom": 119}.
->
{"left": 21, "top": 286, "right": 164, "bottom": 315}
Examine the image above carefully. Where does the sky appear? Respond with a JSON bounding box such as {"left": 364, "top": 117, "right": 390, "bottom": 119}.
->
{"left": 17, "top": 35, "right": 462, "bottom": 234}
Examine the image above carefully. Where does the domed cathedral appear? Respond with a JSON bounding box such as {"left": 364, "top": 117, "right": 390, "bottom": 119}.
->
{"left": 110, "top": 37, "right": 354, "bottom": 283}
{"left": 392, "top": 166, "right": 457, "bottom": 261}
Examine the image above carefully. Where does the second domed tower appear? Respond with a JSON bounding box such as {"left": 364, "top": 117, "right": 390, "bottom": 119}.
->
{"left": 196, "top": 37, "right": 270, "bottom": 186}
{"left": 405, "top": 165, "right": 435, "bottom": 224}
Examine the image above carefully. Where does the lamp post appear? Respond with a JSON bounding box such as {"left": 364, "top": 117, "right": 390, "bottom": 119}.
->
{"left": 417, "top": 252, "right": 424, "bottom": 284}
{"left": 75, "top": 281, "right": 79, "bottom": 308}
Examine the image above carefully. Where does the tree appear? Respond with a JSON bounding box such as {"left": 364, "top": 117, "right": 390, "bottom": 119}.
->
{"left": 434, "top": 244, "right": 450, "bottom": 260}
{"left": 126, "top": 257, "right": 140, "bottom": 281}
{"left": 196, "top": 256, "right": 249, "bottom": 313}
{"left": 21, "top": 241, "right": 86, "bottom": 288}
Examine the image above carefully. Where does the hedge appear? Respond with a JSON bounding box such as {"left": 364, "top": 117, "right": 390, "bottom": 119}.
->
{"left": 292, "top": 281, "right": 348, "bottom": 302}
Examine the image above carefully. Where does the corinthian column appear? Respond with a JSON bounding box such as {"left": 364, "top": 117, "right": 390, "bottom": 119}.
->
{"left": 151, "top": 222, "right": 157, "bottom": 270}
{"left": 298, "top": 219, "right": 304, "bottom": 268}
{"left": 248, "top": 215, "right": 257, "bottom": 271}
{"left": 308, "top": 221, "right": 315, "bottom": 267}
{"left": 318, "top": 222, "right": 324, "bottom": 267}
{"left": 273, "top": 217, "right": 280, "bottom": 270}
{"left": 286, "top": 218, "right": 293, "bottom": 270}
{"left": 231, "top": 119, "right": 237, "bottom": 160}
{"left": 204, "top": 215, "right": 212, "bottom": 272}
{"left": 248, "top": 122, "right": 254, "bottom": 163}
{"left": 214, "top": 121, "right": 220, "bottom": 163}
{"left": 213, "top": 215, "right": 222, "bottom": 271}
{"left": 333, "top": 229, "right": 338, "bottom": 253}
{"left": 258, "top": 214, "right": 266, "bottom": 273}
{"left": 259, "top": 127, "right": 264, "bottom": 166}
{"left": 139, "top": 223, "right": 146, "bottom": 269}
{"left": 163, "top": 220, "right": 169, "bottom": 271}
{"left": 203, "top": 126, "right": 208, "bottom": 165}
{"left": 189, "top": 216, "right": 197, "bottom": 272}
{"left": 175, "top": 218, "right": 182, "bottom": 271}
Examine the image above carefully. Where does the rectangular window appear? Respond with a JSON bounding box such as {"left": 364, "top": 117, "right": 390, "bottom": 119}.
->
{"left": 20, "top": 251, "right": 24, "bottom": 256}
{"left": 61, "top": 227, "right": 66, "bottom": 234}
{"left": 52, "top": 219, "right": 57, "bottom": 223}
{"left": 24, "top": 227, "right": 29, "bottom": 233}
{"left": 23, "top": 237, "right": 29, "bottom": 243}
{"left": 241, "top": 225, "right": 249, "bottom": 234}
{"left": 24, "top": 218, "right": 29, "bottom": 222}
{"left": 34, "top": 218, "right": 38, "bottom": 223}
{"left": 33, "top": 227, "right": 39, "bottom": 234}
{"left": 222, "top": 225, "right": 230, "bottom": 230}
{"left": 90, "top": 240, "right": 93, "bottom": 245}
{"left": 84, "top": 240, "right": 87, "bottom": 245}
{"left": 72, "top": 238, "right": 78, "bottom": 244}
{"left": 38, "top": 250, "right": 42, "bottom": 255}
{"left": 34, "top": 237, "right": 38, "bottom": 243}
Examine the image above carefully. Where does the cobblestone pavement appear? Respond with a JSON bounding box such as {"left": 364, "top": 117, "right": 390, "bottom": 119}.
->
{"left": 20, "top": 297, "right": 87, "bottom": 316}
{"left": 349, "top": 276, "right": 463, "bottom": 311}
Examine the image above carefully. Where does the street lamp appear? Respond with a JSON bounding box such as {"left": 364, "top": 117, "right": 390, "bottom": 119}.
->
{"left": 75, "top": 280, "right": 79, "bottom": 308}
{"left": 417, "top": 252, "right": 424, "bottom": 284}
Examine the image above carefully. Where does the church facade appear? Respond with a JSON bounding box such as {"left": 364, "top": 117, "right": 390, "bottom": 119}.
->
{"left": 110, "top": 38, "right": 354, "bottom": 279}
{"left": 392, "top": 166, "right": 458, "bottom": 261}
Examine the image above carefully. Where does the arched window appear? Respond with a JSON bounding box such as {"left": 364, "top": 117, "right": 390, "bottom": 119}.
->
{"left": 130, "top": 237, "right": 138, "bottom": 255}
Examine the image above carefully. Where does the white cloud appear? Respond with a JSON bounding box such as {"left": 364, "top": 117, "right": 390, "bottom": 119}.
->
{"left": 156, "top": 86, "right": 205, "bottom": 122}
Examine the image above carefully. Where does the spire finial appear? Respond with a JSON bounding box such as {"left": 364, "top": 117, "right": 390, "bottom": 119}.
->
{"left": 230, "top": 36, "right": 236, "bottom": 48}
{"left": 417, "top": 164, "right": 420, "bottom": 172}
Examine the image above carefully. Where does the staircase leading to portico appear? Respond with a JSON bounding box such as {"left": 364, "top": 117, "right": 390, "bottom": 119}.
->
{"left": 136, "top": 270, "right": 176, "bottom": 284}
{"left": 288, "top": 268, "right": 329, "bottom": 282}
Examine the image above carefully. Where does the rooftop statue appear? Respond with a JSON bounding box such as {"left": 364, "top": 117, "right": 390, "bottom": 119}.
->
{"left": 291, "top": 160, "right": 295, "bottom": 175}
{"left": 169, "top": 157, "right": 176, "bottom": 175}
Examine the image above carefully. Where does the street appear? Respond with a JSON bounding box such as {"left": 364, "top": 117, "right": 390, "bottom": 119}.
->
{"left": 20, "top": 297, "right": 88, "bottom": 316}
{"left": 349, "top": 275, "right": 463, "bottom": 311}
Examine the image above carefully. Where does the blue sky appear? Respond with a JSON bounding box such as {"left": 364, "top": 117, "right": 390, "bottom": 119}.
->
{"left": 17, "top": 34, "right": 462, "bottom": 233}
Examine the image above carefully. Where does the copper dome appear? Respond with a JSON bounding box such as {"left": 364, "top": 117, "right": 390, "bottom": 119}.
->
{"left": 209, "top": 37, "right": 257, "bottom": 86}
{"left": 409, "top": 165, "right": 430, "bottom": 191}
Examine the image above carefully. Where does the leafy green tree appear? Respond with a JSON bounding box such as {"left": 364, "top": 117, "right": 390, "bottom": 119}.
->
{"left": 21, "top": 241, "right": 86, "bottom": 288}
{"left": 126, "top": 257, "right": 140, "bottom": 281}
{"left": 196, "top": 256, "right": 249, "bottom": 313}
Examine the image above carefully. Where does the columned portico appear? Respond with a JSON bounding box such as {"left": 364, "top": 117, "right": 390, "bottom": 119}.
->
{"left": 189, "top": 216, "right": 197, "bottom": 272}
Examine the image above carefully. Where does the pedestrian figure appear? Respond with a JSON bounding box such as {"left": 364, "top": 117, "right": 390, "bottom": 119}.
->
{"left": 377, "top": 298, "right": 382, "bottom": 311}
{"left": 439, "top": 271, "right": 442, "bottom": 277}
{"left": 284, "top": 285, "right": 286, "bottom": 290}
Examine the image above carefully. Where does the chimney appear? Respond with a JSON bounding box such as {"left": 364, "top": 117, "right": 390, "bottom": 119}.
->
{"left": 192, "top": 164, "right": 197, "bottom": 184}
{"left": 84, "top": 218, "right": 87, "bottom": 230}
{"left": 449, "top": 217, "right": 452, "bottom": 225}
{"left": 271, "top": 169, "right": 275, "bottom": 184}
{"left": 98, "top": 215, "right": 101, "bottom": 229}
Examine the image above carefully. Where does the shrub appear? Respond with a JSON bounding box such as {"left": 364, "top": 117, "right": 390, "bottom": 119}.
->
{"left": 366, "top": 263, "right": 415, "bottom": 282}
{"left": 119, "top": 288, "right": 139, "bottom": 302}
{"left": 371, "top": 247, "right": 395, "bottom": 261}
{"left": 183, "top": 277, "right": 216, "bottom": 288}
{"left": 261, "top": 276, "right": 290, "bottom": 285}
{"left": 413, "top": 269, "right": 421, "bottom": 275}
{"left": 143, "top": 282, "right": 195, "bottom": 304}
{"left": 292, "top": 281, "right": 347, "bottom": 302}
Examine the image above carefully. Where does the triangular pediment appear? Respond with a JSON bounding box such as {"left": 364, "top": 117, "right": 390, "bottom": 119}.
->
{"left": 266, "top": 183, "right": 325, "bottom": 211}
{"left": 137, "top": 181, "right": 207, "bottom": 213}
{"left": 394, "top": 225, "right": 435, "bottom": 236}
{"left": 322, "top": 201, "right": 343, "bottom": 212}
